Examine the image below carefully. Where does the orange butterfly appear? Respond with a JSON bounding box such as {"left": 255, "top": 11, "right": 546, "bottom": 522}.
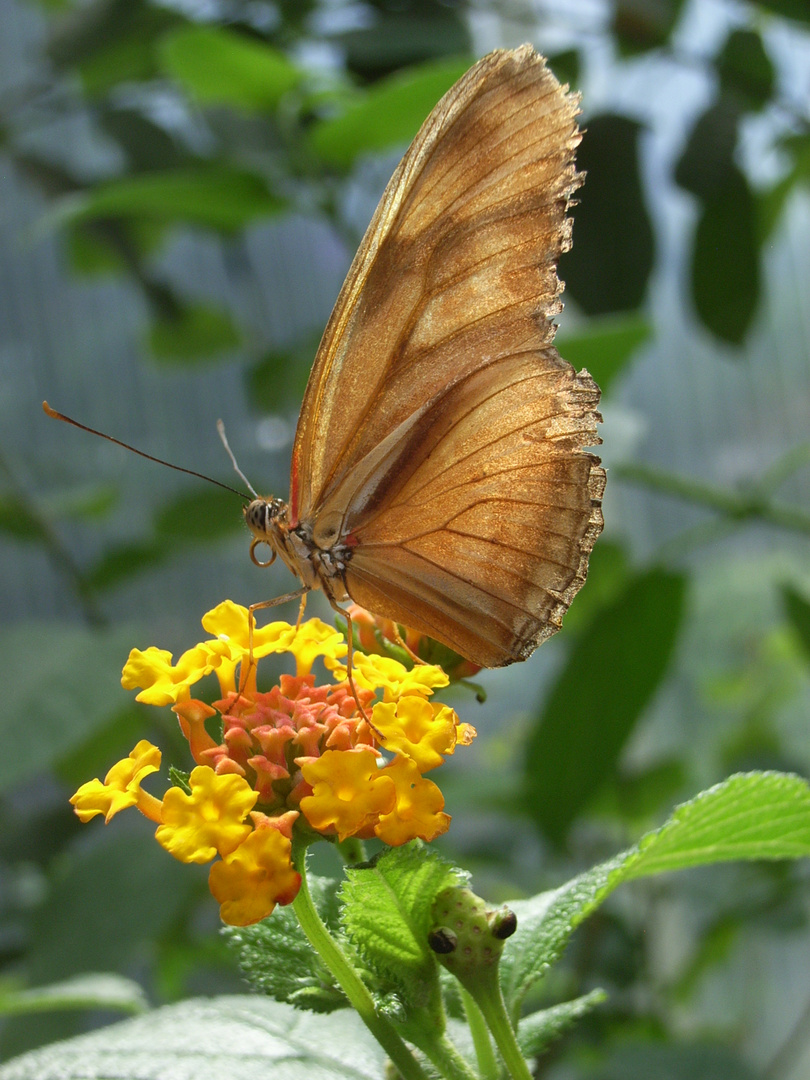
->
{"left": 242, "top": 44, "right": 605, "bottom": 668}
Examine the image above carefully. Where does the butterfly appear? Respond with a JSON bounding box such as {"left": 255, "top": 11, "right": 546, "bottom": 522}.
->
{"left": 241, "top": 44, "right": 605, "bottom": 668}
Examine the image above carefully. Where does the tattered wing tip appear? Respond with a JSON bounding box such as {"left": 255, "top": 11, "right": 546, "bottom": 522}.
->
{"left": 508, "top": 364, "right": 606, "bottom": 664}
{"left": 511, "top": 455, "right": 605, "bottom": 663}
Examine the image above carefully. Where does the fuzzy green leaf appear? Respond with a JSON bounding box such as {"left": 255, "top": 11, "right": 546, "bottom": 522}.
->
{"left": 0, "top": 975, "right": 148, "bottom": 1018}
{"left": 502, "top": 771, "right": 810, "bottom": 1011}
{"left": 517, "top": 989, "right": 606, "bottom": 1058}
{"left": 623, "top": 770, "right": 810, "bottom": 874}
{"left": 340, "top": 844, "right": 464, "bottom": 999}
{"left": 223, "top": 876, "right": 346, "bottom": 1012}
{"left": 0, "top": 996, "right": 385, "bottom": 1079}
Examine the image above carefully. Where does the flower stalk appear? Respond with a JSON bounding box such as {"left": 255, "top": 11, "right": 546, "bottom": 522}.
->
{"left": 290, "top": 837, "right": 431, "bottom": 1080}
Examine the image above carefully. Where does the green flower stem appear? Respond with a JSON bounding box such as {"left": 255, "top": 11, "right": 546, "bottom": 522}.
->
{"left": 393, "top": 1002, "right": 478, "bottom": 1080}
{"left": 469, "top": 977, "right": 533, "bottom": 1080}
{"left": 337, "top": 837, "right": 366, "bottom": 864}
{"left": 460, "top": 987, "right": 499, "bottom": 1080}
{"left": 423, "top": 1033, "right": 481, "bottom": 1080}
{"left": 291, "top": 841, "right": 429, "bottom": 1080}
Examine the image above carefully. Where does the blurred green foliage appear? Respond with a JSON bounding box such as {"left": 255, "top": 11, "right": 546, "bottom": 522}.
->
{"left": 0, "top": 0, "right": 809, "bottom": 1076}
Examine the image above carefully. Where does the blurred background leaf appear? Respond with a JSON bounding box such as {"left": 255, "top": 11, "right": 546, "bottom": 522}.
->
{"left": 159, "top": 26, "right": 304, "bottom": 112}
{"left": 308, "top": 56, "right": 473, "bottom": 168}
{"left": 562, "top": 114, "right": 655, "bottom": 315}
{"left": 524, "top": 567, "right": 686, "bottom": 847}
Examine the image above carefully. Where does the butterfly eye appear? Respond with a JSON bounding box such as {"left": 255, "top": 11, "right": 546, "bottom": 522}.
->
{"left": 244, "top": 498, "right": 285, "bottom": 537}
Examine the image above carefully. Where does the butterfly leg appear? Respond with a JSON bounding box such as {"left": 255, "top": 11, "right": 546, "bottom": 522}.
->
{"left": 326, "top": 599, "right": 383, "bottom": 740}
{"left": 242, "top": 586, "right": 311, "bottom": 693}
{"left": 389, "top": 625, "right": 426, "bottom": 666}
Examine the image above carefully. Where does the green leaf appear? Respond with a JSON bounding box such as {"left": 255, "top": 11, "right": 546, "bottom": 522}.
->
{"left": 86, "top": 487, "right": 244, "bottom": 591}
{"left": 517, "top": 989, "right": 606, "bottom": 1058}
{"left": 0, "top": 996, "right": 385, "bottom": 1080}
{"left": 717, "top": 28, "right": 775, "bottom": 112}
{"left": 524, "top": 567, "right": 687, "bottom": 846}
{"left": 554, "top": 539, "right": 630, "bottom": 636}
{"left": 98, "top": 106, "right": 192, "bottom": 172}
{"left": 223, "top": 875, "right": 346, "bottom": 1011}
{"left": 160, "top": 26, "right": 303, "bottom": 112}
{"left": 340, "top": 844, "right": 464, "bottom": 1001}
{"left": 547, "top": 49, "right": 580, "bottom": 90}
{"left": 623, "top": 771, "right": 810, "bottom": 875}
{"left": 56, "top": 167, "right": 284, "bottom": 230}
{"left": 691, "top": 164, "right": 760, "bottom": 345}
{"left": 148, "top": 304, "right": 242, "bottom": 362}
{"left": 338, "top": 8, "right": 471, "bottom": 79}
{"left": 44, "top": 483, "right": 118, "bottom": 522}
{"left": 558, "top": 314, "right": 651, "bottom": 393}
{"left": 85, "top": 538, "right": 167, "bottom": 591}
{"left": 308, "top": 56, "right": 473, "bottom": 169}
{"left": 754, "top": 0, "right": 810, "bottom": 24}
{"left": 66, "top": 221, "right": 130, "bottom": 274}
{"left": 781, "top": 583, "right": 810, "bottom": 662}
{"left": 247, "top": 338, "right": 320, "bottom": 414}
{"left": 46, "top": 0, "right": 180, "bottom": 96}
{"left": 78, "top": 32, "right": 157, "bottom": 97}
{"left": 154, "top": 487, "right": 246, "bottom": 543}
{"left": 0, "top": 975, "right": 148, "bottom": 1018}
{"left": 563, "top": 114, "right": 654, "bottom": 314}
{"left": 674, "top": 100, "right": 740, "bottom": 201}
{"left": 611, "top": 0, "right": 688, "bottom": 53}
{"left": 0, "top": 493, "right": 47, "bottom": 541}
{"left": 66, "top": 218, "right": 168, "bottom": 276}
{"left": 0, "top": 623, "right": 138, "bottom": 793}
{"left": 501, "top": 771, "right": 810, "bottom": 1011}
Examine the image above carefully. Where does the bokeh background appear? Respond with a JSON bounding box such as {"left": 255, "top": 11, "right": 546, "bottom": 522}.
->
{"left": 1, "top": 0, "right": 809, "bottom": 1075}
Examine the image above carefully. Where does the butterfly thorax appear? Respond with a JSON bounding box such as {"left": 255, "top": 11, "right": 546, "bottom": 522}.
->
{"left": 243, "top": 497, "right": 351, "bottom": 601}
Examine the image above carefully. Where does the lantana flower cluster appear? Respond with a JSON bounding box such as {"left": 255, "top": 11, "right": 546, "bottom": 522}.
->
{"left": 70, "top": 601, "right": 475, "bottom": 926}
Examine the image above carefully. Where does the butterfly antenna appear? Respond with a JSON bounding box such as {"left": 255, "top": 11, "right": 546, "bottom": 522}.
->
{"left": 217, "top": 419, "right": 259, "bottom": 499}
{"left": 42, "top": 401, "right": 252, "bottom": 501}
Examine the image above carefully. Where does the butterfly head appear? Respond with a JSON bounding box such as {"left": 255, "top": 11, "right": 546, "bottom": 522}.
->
{"left": 243, "top": 497, "right": 291, "bottom": 569}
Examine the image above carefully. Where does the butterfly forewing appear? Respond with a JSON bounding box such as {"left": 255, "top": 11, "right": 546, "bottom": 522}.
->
{"left": 293, "top": 46, "right": 581, "bottom": 515}
{"left": 290, "top": 45, "right": 605, "bottom": 666}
